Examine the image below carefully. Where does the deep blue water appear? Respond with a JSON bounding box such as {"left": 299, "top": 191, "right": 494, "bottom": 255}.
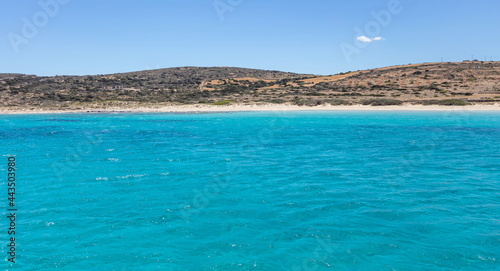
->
{"left": 1, "top": 111, "right": 499, "bottom": 270}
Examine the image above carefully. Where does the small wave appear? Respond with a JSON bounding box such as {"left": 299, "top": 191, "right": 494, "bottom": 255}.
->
{"left": 116, "top": 174, "right": 148, "bottom": 179}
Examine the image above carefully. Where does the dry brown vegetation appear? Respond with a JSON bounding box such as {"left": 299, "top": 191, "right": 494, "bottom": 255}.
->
{"left": 1, "top": 62, "right": 499, "bottom": 110}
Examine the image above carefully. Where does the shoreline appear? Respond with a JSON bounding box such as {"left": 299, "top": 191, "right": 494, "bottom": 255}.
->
{"left": 1, "top": 103, "right": 500, "bottom": 114}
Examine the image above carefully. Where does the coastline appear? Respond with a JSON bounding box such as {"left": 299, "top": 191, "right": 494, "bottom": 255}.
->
{"left": 1, "top": 103, "right": 500, "bottom": 114}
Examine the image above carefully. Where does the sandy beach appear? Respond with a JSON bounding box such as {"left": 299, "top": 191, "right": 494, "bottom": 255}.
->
{"left": 1, "top": 103, "right": 500, "bottom": 114}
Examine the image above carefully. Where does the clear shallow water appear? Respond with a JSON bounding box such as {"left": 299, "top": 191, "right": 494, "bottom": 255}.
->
{"left": 1, "top": 111, "right": 499, "bottom": 270}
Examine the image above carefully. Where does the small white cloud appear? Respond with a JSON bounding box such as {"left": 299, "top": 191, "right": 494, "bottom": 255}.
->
{"left": 357, "top": 36, "right": 385, "bottom": 43}
{"left": 357, "top": 36, "right": 372, "bottom": 42}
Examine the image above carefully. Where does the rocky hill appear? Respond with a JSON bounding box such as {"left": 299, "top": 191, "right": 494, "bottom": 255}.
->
{"left": 1, "top": 62, "right": 500, "bottom": 110}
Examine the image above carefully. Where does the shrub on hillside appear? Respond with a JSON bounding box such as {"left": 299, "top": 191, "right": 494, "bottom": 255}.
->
{"left": 423, "top": 99, "right": 469, "bottom": 106}
{"left": 212, "top": 100, "right": 231, "bottom": 105}
{"left": 327, "top": 99, "right": 350, "bottom": 106}
{"left": 361, "top": 98, "right": 403, "bottom": 106}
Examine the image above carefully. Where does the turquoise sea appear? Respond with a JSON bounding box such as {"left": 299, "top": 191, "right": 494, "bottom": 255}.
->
{"left": 1, "top": 111, "right": 499, "bottom": 270}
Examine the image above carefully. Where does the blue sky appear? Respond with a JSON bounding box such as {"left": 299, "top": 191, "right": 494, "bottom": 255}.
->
{"left": 1, "top": 0, "right": 499, "bottom": 76}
